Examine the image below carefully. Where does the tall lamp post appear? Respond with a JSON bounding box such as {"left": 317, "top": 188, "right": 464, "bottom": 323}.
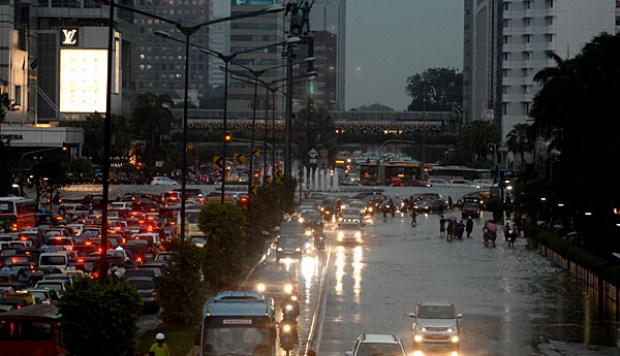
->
{"left": 102, "top": 3, "right": 286, "bottom": 253}
{"left": 225, "top": 57, "right": 314, "bottom": 193}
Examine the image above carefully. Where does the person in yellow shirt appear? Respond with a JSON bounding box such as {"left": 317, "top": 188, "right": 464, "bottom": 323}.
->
{"left": 149, "top": 333, "right": 170, "bottom": 356}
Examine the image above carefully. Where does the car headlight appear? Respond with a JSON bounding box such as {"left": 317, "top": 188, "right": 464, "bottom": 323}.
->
{"left": 355, "top": 231, "right": 362, "bottom": 238}
{"left": 284, "top": 284, "right": 294, "bottom": 294}
{"left": 451, "top": 335, "right": 459, "bottom": 343}
{"left": 257, "top": 283, "right": 266, "bottom": 292}
{"left": 282, "top": 323, "right": 292, "bottom": 333}
{"left": 298, "top": 217, "right": 304, "bottom": 223}
{"left": 277, "top": 247, "right": 283, "bottom": 252}
{"left": 295, "top": 247, "right": 301, "bottom": 252}
{"left": 414, "top": 334, "right": 423, "bottom": 343}
{"left": 338, "top": 231, "right": 344, "bottom": 238}
{"left": 285, "top": 304, "right": 293, "bottom": 311}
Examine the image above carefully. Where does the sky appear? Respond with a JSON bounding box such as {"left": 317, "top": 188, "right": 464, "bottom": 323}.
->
{"left": 213, "top": 0, "right": 464, "bottom": 112}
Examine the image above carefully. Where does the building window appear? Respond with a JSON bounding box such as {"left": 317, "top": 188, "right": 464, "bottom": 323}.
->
{"left": 523, "top": 85, "right": 531, "bottom": 94}
{"left": 503, "top": 35, "right": 511, "bottom": 44}
{"left": 523, "top": 51, "right": 531, "bottom": 60}
{"left": 14, "top": 86, "right": 21, "bottom": 105}
{"left": 547, "top": 0, "right": 554, "bottom": 8}
{"left": 503, "top": 52, "right": 510, "bottom": 61}
{"left": 502, "top": 103, "right": 509, "bottom": 115}
{"left": 504, "top": 2, "right": 510, "bottom": 10}
{"left": 546, "top": 16, "right": 554, "bottom": 26}
{"left": 546, "top": 33, "right": 554, "bottom": 42}
{"left": 524, "top": 0, "right": 531, "bottom": 10}
{"left": 522, "top": 102, "right": 530, "bottom": 114}
{"left": 503, "top": 69, "right": 510, "bottom": 78}
{"left": 523, "top": 17, "right": 532, "bottom": 27}
{"left": 523, "top": 34, "right": 531, "bottom": 43}
{"left": 503, "top": 19, "right": 510, "bottom": 28}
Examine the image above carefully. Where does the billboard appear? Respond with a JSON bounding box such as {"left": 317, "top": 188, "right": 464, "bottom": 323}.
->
{"left": 59, "top": 49, "right": 108, "bottom": 113}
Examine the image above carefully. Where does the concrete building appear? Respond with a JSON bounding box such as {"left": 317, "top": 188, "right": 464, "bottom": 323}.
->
{"left": 134, "top": 0, "right": 213, "bottom": 108}
{"left": 464, "top": 0, "right": 618, "bottom": 141}
{"left": 310, "top": 0, "right": 345, "bottom": 110}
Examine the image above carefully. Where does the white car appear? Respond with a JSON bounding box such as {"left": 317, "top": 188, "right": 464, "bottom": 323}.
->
{"left": 408, "top": 300, "right": 462, "bottom": 352}
{"left": 345, "top": 333, "right": 407, "bottom": 356}
{"left": 151, "top": 176, "right": 179, "bottom": 185}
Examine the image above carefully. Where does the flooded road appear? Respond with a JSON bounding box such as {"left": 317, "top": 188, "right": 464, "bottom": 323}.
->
{"left": 314, "top": 187, "right": 620, "bottom": 355}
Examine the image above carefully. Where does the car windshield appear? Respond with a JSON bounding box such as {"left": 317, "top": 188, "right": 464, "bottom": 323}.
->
{"left": 340, "top": 224, "right": 360, "bottom": 231}
{"left": 279, "top": 237, "right": 302, "bottom": 247}
{"left": 417, "top": 305, "right": 456, "bottom": 319}
{"left": 128, "top": 280, "right": 155, "bottom": 290}
{"left": 357, "top": 343, "right": 403, "bottom": 356}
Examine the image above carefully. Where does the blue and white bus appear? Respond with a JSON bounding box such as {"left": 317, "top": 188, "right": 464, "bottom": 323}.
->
{"left": 198, "top": 291, "right": 276, "bottom": 356}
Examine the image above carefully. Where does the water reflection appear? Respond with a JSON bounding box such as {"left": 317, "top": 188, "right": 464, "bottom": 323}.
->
{"left": 333, "top": 245, "right": 365, "bottom": 299}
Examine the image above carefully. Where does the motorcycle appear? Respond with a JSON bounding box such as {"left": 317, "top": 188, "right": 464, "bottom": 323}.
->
{"left": 279, "top": 319, "right": 298, "bottom": 353}
{"left": 314, "top": 234, "right": 325, "bottom": 251}
{"left": 281, "top": 294, "right": 300, "bottom": 321}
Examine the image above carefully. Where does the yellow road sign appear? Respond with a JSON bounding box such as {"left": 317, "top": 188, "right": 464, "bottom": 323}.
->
{"left": 213, "top": 156, "right": 224, "bottom": 169}
{"left": 234, "top": 152, "right": 245, "bottom": 164}
{"left": 187, "top": 142, "right": 194, "bottom": 151}
{"left": 264, "top": 175, "right": 272, "bottom": 184}
{"left": 252, "top": 148, "right": 260, "bottom": 158}
{"left": 275, "top": 169, "right": 283, "bottom": 184}
{"left": 249, "top": 185, "right": 258, "bottom": 196}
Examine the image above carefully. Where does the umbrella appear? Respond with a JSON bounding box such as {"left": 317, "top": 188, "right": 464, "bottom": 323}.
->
{"left": 485, "top": 221, "right": 497, "bottom": 232}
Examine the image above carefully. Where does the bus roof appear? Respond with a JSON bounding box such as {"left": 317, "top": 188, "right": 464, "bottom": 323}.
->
{"left": 203, "top": 291, "right": 273, "bottom": 318}
{"left": 0, "top": 304, "right": 60, "bottom": 320}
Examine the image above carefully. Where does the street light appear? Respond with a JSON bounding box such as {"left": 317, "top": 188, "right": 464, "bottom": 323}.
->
{"left": 225, "top": 57, "right": 315, "bottom": 193}
{"left": 231, "top": 72, "right": 317, "bottom": 181}
{"left": 100, "top": 4, "right": 287, "bottom": 254}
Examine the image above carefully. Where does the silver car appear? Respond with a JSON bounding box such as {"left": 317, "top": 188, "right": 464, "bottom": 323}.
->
{"left": 408, "top": 300, "right": 462, "bottom": 352}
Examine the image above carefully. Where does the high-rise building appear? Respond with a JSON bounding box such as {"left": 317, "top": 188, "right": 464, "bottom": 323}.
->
{"left": 464, "top": 0, "right": 617, "bottom": 141}
{"left": 310, "top": 31, "right": 337, "bottom": 110}
{"left": 310, "top": 0, "right": 345, "bottom": 110}
{"left": 228, "top": 0, "right": 285, "bottom": 111}
{"left": 134, "top": 0, "right": 213, "bottom": 108}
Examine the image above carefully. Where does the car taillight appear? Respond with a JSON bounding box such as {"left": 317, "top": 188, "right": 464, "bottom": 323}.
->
{"left": 151, "top": 290, "right": 157, "bottom": 298}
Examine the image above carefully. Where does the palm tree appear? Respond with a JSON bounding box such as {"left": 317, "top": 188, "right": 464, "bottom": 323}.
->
{"left": 505, "top": 123, "right": 534, "bottom": 170}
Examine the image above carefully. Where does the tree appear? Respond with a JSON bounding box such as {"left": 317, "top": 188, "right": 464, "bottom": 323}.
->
{"left": 293, "top": 105, "right": 337, "bottom": 165}
{"left": 158, "top": 239, "right": 205, "bottom": 324}
{"left": 354, "top": 103, "right": 394, "bottom": 112}
{"left": 405, "top": 67, "right": 463, "bottom": 112}
{"left": 198, "top": 202, "right": 248, "bottom": 288}
{"left": 130, "top": 92, "right": 174, "bottom": 167}
{"left": 505, "top": 123, "right": 535, "bottom": 170}
{"left": 529, "top": 32, "right": 620, "bottom": 253}
{"left": 444, "top": 121, "right": 499, "bottom": 166}
{"left": 59, "top": 276, "right": 143, "bottom": 356}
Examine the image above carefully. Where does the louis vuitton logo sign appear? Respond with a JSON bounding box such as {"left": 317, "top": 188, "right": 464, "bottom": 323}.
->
{"left": 61, "top": 28, "right": 79, "bottom": 46}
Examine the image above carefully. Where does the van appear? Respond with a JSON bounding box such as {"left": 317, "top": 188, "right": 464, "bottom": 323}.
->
{"left": 38, "top": 253, "right": 68, "bottom": 271}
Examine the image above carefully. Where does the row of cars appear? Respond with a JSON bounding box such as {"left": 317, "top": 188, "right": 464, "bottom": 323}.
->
{"left": 0, "top": 207, "right": 177, "bottom": 314}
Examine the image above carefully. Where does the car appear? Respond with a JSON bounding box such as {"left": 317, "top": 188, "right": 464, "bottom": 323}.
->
{"left": 450, "top": 179, "right": 476, "bottom": 187}
{"left": 427, "top": 178, "right": 450, "bottom": 187}
{"left": 253, "top": 267, "right": 295, "bottom": 297}
{"left": 34, "top": 280, "right": 69, "bottom": 298}
{"left": 126, "top": 276, "right": 159, "bottom": 313}
{"left": 408, "top": 300, "right": 462, "bottom": 352}
{"left": 473, "top": 178, "right": 496, "bottom": 188}
{"left": 276, "top": 235, "right": 305, "bottom": 261}
{"left": 298, "top": 210, "right": 324, "bottom": 232}
{"left": 151, "top": 176, "right": 179, "bottom": 185}
{"left": 21, "top": 287, "right": 60, "bottom": 305}
{"left": 337, "top": 221, "right": 364, "bottom": 245}
{"left": 413, "top": 198, "right": 447, "bottom": 214}
{"left": 345, "top": 333, "right": 407, "bottom": 356}
{"left": 461, "top": 201, "right": 481, "bottom": 219}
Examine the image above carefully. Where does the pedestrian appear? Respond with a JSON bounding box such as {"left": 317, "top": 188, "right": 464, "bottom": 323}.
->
{"left": 439, "top": 215, "right": 446, "bottom": 237}
{"left": 447, "top": 196, "right": 453, "bottom": 210}
{"left": 465, "top": 216, "right": 473, "bottom": 238}
{"left": 149, "top": 333, "right": 170, "bottom": 356}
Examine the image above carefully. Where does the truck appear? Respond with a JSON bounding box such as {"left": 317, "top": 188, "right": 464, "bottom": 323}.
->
{"left": 197, "top": 291, "right": 276, "bottom": 356}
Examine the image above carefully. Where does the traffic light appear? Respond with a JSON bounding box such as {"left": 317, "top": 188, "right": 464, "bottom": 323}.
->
{"left": 224, "top": 133, "right": 232, "bottom": 143}
{"left": 62, "top": 142, "right": 68, "bottom": 152}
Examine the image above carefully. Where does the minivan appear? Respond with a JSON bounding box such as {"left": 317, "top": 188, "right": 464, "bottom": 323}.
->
{"left": 38, "top": 253, "right": 68, "bottom": 271}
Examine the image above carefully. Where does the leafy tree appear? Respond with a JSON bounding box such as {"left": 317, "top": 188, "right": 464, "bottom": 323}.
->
{"left": 354, "top": 103, "right": 394, "bottom": 112}
{"left": 293, "top": 105, "right": 337, "bottom": 164}
{"left": 59, "top": 276, "right": 143, "bottom": 356}
{"left": 0, "top": 92, "right": 15, "bottom": 195}
{"left": 405, "top": 67, "right": 463, "bottom": 112}
{"left": 130, "top": 92, "right": 174, "bottom": 167}
{"left": 529, "top": 32, "right": 620, "bottom": 253}
{"left": 158, "top": 239, "right": 205, "bottom": 324}
{"left": 31, "top": 153, "right": 70, "bottom": 208}
{"left": 444, "top": 121, "right": 499, "bottom": 166}
{"left": 505, "top": 123, "right": 536, "bottom": 170}
{"left": 198, "top": 202, "right": 248, "bottom": 288}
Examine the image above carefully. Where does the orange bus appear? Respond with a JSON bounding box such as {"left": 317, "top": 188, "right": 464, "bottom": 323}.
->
{"left": 0, "top": 197, "right": 36, "bottom": 233}
{"left": 0, "top": 304, "right": 65, "bottom": 356}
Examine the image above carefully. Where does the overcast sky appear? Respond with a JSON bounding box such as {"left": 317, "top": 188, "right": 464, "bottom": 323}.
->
{"left": 214, "top": 0, "right": 464, "bottom": 112}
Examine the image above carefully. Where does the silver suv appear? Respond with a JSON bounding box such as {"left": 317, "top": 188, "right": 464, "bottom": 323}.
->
{"left": 408, "top": 300, "right": 462, "bottom": 352}
{"left": 345, "top": 333, "right": 407, "bottom": 356}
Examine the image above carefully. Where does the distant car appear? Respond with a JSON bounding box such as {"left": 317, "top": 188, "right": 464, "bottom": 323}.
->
{"left": 408, "top": 300, "right": 462, "bottom": 352}
{"left": 427, "top": 178, "right": 450, "bottom": 187}
{"left": 126, "top": 276, "right": 159, "bottom": 313}
{"left": 344, "top": 333, "right": 407, "bottom": 356}
{"left": 450, "top": 179, "right": 476, "bottom": 187}
{"left": 254, "top": 267, "right": 295, "bottom": 296}
{"left": 34, "top": 280, "right": 69, "bottom": 298}
{"left": 473, "top": 178, "right": 496, "bottom": 188}
{"left": 276, "top": 235, "right": 305, "bottom": 261}
{"left": 22, "top": 287, "right": 60, "bottom": 305}
{"left": 414, "top": 199, "right": 447, "bottom": 214}
{"left": 461, "top": 201, "right": 481, "bottom": 219}
{"left": 151, "top": 176, "right": 178, "bottom": 186}
{"left": 337, "top": 221, "right": 364, "bottom": 245}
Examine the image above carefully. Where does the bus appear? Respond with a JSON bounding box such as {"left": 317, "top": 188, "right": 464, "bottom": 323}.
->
{"left": 426, "top": 166, "right": 493, "bottom": 182}
{"left": 359, "top": 161, "right": 423, "bottom": 186}
{"left": 0, "top": 304, "right": 66, "bottom": 356}
{"left": 0, "top": 197, "right": 36, "bottom": 233}
{"left": 197, "top": 291, "right": 276, "bottom": 356}
{"left": 176, "top": 206, "right": 204, "bottom": 238}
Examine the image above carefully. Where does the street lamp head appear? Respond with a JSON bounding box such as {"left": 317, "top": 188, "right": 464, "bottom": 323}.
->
{"left": 303, "top": 57, "right": 317, "bottom": 62}
{"left": 285, "top": 36, "right": 303, "bottom": 44}
{"left": 154, "top": 30, "right": 172, "bottom": 39}
{"left": 262, "top": 3, "right": 286, "bottom": 13}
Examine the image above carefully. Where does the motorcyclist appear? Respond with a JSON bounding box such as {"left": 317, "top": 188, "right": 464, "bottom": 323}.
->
{"left": 410, "top": 208, "right": 417, "bottom": 226}
{"left": 465, "top": 216, "right": 474, "bottom": 238}
{"left": 281, "top": 293, "right": 300, "bottom": 321}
